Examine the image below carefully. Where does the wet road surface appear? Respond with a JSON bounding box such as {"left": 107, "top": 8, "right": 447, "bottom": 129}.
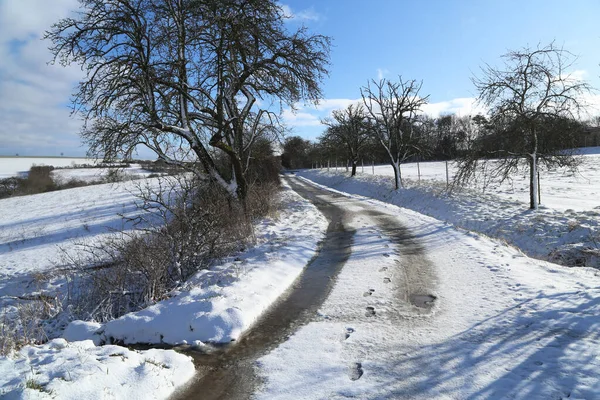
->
{"left": 170, "top": 175, "right": 436, "bottom": 399}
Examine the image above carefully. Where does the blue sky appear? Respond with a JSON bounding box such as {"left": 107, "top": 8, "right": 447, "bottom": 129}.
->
{"left": 1, "top": 0, "right": 599, "bottom": 156}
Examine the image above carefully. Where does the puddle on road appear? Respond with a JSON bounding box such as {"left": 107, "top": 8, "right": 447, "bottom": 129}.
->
{"left": 410, "top": 294, "right": 437, "bottom": 308}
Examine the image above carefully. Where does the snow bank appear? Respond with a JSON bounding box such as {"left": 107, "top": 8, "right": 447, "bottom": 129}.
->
{"left": 0, "top": 339, "right": 194, "bottom": 399}
{"left": 297, "top": 167, "right": 600, "bottom": 268}
{"left": 100, "top": 181, "right": 328, "bottom": 344}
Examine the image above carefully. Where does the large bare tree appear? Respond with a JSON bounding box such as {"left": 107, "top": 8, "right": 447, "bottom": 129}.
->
{"left": 361, "top": 77, "right": 429, "bottom": 189}
{"left": 46, "top": 0, "right": 330, "bottom": 207}
{"left": 321, "top": 104, "right": 370, "bottom": 176}
{"left": 455, "top": 42, "right": 592, "bottom": 209}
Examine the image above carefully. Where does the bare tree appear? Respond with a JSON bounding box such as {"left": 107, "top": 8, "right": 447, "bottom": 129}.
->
{"left": 321, "top": 104, "right": 370, "bottom": 176}
{"left": 45, "top": 0, "right": 330, "bottom": 208}
{"left": 456, "top": 42, "right": 593, "bottom": 209}
{"left": 361, "top": 77, "right": 429, "bottom": 189}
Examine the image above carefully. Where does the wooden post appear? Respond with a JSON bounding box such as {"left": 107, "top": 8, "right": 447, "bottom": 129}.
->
{"left": 417, "top": 161, "right": 421, "bottom": 183}
{"left": 361, "top": 158, "right": 364, "bottom": 173}
{"left": 327, "top": 159, "right": 330, "bottom": 172}
{"left": 445, "top": 160, "right": 449, "bottom": 189}
{"left": 372, "top": 160, "right": 375, "bottom": 174}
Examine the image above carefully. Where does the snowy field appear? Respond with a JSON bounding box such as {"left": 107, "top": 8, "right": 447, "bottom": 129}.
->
{"left": 52, "top": 164, "right": 159, "bottom": 183}
{"left": 0, "top": 177, "right": 326, "bottom": 398}
{"left": 0, "top": 157, "right": 101, "bottom": 179}
{"left": 0, "top": 156, "right": 159, "bottom": 184}
{"left": 301, "top": 148, "right": 600, "bottom": 268}
{"left": 334, "top": 147, "right": 600, "bottom": 213}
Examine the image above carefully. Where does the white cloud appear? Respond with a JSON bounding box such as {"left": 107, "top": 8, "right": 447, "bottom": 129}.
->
{"left": 313, "top": 98, "right": 362, "bottom": 112}
{"left": 283, "top": 98, "right": 363, "bottom": 130}
{"left": 578, "top": 93, "right": 600, "bottom": 120}
{"left": 0, "top": 0, "right": 84, "bottom": 155}
{"left": 422, "top": 97, "right": 487, "bottom": 118}
{"left": 279, "top": 3, "right": 321, "bottom": 22}
{"left": 282, "top": 108, "right": 322, "bottom": 127}
{"left": 567, "top": 69, "right": 587, "bottom": 82}
{"left": 377, "top": 68, "right": 389, "bottom": 80}
{"left": 283, "top": 97, "right": 491, "bottom": 133}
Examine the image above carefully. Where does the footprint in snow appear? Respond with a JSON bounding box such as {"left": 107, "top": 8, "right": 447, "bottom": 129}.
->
{"left": 379, "top": 266, "right": 388, "bottom": 272}
{"left": 365, "top": 306, "right": 376, "bottom": 317}
{"left": 348, "top": 362, "right": 364, "bottom": 381}
{"left": 383, "top": 277, "right": 391, "bottom": 284}
{"left": 344, "top": 327, "right": 355, "bottom": 340}
{"left": 363, "top": 289, "right": 375, "bottom": 297}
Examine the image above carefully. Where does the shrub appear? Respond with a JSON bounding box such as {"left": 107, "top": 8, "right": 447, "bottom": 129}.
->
{"left": 23, "top": 166, "right": 56, "bottom": 194}
{"left": 103, "top": 168, "right": 126, "bottom": 183}
{"left": 0, "top": 298, "right": 57, "bottom": 356}
{"left": 62, "top": 175, "right": 270, "bottom": 322}
{"left": 246, "top": 181, "right": 280, "bottom": 219}
{"left": 0, "top": 176, "right": 24, "bottom": 199}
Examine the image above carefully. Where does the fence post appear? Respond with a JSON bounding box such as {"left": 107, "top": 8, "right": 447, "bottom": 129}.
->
{"left": 327, "top": 159, "right": 330, "bottom": 172}
{"left": 362, "top": 158, "right": 364, "bottom": 173}
{"left": 445, "top": 160, "right": 449, "bottom": 189}
{"left": 417, "top": 161, "right": 421, "bottom": 183}
{"left": 372, "top": 160, "right": 375, "bottom": 174}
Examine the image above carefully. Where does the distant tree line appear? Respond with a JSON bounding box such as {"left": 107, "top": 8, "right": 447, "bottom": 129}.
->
{"left": 282, "top": 42, "right": 596, "bottom": 209}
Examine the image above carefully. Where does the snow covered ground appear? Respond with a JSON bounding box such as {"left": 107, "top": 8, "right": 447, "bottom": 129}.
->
{"left": 299, "top": 149, "right": 600, "bottom": 268}
{"left": 0, "top": 156, "right": 157, "bottom": 182}
{"left": 52, "top": 164, "right": 159, "bottom": 184}
{"left": 3, "top": 147, "right": 600, "bottom": 398}
{"left": 0, "top": 339, "right": 194, "bottom": 400}
{"left": 0, "top": 178, "right": 327, "bottom": 398}
{"left": 0, "top": 157, "right": 100, "bottom": 179}
{"left": 99, "top": 182, "right": 327, "bottom": 345}
{"left": 327, "top": 146, "right": 600, "bottom": 213}
{"left": 256, "top": 176, "right": 600, "bottom": 399}
{"left": 0, "top": 178, "right": 195, "bottom": 398}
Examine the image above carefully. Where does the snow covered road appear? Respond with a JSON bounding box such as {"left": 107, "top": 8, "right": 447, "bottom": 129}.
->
{"left": 255, "top": 175, "right": 600, "bottom": 399}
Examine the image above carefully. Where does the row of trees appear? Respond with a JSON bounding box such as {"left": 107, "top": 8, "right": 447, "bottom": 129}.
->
{"left": 48, "top": 1, "right": 594, "bottom": 211}
{"left": 283, "top": 112, "right": 487, "bottom": 170}
{"left": 283, "top": 42, "right": 593, "bottom": 209}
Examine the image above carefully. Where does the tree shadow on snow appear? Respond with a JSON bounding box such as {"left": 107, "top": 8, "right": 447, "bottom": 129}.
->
{"left": 365, "top": 290, "right": 600, "bottom": 399}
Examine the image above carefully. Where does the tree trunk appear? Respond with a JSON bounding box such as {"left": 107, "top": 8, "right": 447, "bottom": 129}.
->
{"left": 351, "top": 160, "right": 357, "bottom": 176}
{"left": 529, "top": 152, "right": 538, "bottom": 210}
{"left": 529, "top": 127, "right": 539, "bottom": 210}
{"left": 391, "top": 161, "right": 401, "bottom": 189}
